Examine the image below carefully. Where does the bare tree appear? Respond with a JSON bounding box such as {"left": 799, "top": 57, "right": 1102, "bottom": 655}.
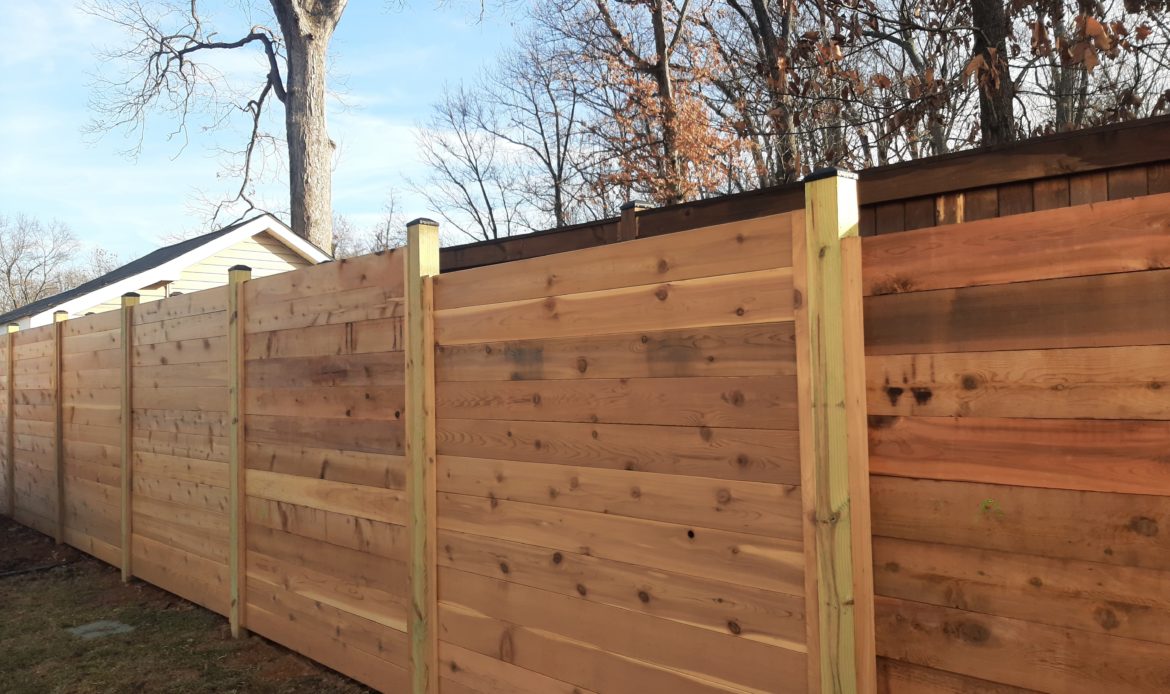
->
{"left": 480, "top": 32, "right": 589, "bottom": 228}
{"left": 0, "top": 216, "right": 82, "bottom": 312}
{"left": 85, "top": 0, "right": 348, "bottom": 251}
{"left": 331, "top": 192, "right": 408, "bottom": 258}
{"left": 414, "top": 86, "right": 526, "bottom": 242}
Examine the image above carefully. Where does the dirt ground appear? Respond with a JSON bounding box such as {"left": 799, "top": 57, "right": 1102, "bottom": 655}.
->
{"left": 0, "top": 516, "right": 372, "bottom": 693}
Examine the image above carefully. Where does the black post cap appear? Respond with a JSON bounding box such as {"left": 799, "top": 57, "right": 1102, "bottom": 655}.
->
{"left": 802, "top": 167, "right": 858, "bottom": 183}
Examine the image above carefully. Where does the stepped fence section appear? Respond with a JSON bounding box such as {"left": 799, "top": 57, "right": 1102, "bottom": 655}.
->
{"left": 3, "top": 145, "right": 1170, "bottom": 694}
{"left": 861, "top": 191, "right": 1170, "bottom": 692}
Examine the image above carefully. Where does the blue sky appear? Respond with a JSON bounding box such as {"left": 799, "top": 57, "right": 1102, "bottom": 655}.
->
{"left": 0, "top": 1, "right": 518, "bottom": 259}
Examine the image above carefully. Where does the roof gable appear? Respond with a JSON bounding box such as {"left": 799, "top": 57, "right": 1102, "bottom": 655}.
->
{"left": 0, "top": 214, "right": 330, "bottom": 326}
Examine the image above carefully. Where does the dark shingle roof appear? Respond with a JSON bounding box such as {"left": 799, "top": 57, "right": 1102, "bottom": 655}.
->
{"left": 0, "top": 216, "right": 266, "bottom": 326}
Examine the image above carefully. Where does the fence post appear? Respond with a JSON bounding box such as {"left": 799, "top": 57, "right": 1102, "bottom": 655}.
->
{"left": 795, "top": 170, "right": 876, "bottom": 694}
{"left": 227, "top": 265, "right": 251, "bottom": 639}
{"left": 405, "top": 219, "right": 440, "bottom": 694}
{"left": 120, "top": 293, "right": 139, "bottom": 583}
{"left": 53, "top": 310, "right": 67, "bottom": 544}
{"left": 618, "top": 200, "right": 651, "bottom": 241}
{"left": 5, "top": 323, "right": 16, "bottom": 519}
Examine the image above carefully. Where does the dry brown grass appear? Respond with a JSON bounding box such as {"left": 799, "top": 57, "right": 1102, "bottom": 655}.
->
{"left": 0, "top": 517, "right": 372, "bottom": 694}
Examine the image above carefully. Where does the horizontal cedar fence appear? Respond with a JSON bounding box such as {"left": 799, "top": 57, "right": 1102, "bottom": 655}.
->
{"left": 441, "top": 115, "right": 1170, "bottom": 271}
{"left": 0, "top": 175, "right": 873, "bottom": 693}
{"left": 432, "top": 209, "right": 814, "bottom": 693}
{"left": 6, "top": 143, "right": 1170, "bottom": 694}
{"left": 240, "top": 251, "right": 412, "bottom": 687}
{"left": 862, "top": 191, "right": 1170, "bottom": 692}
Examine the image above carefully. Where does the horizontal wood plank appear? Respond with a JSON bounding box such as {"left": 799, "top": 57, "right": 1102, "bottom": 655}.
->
{"left": 437, "top": 376, "right": 796, "bottom": 430}
{"left": 437, "top": 418, "right": 800, "bottom": 485}
{"left": 436, "top": 268, "right": 793, "bottom": 346}
{"left": 437, "top": 322, "right": 796, "bottom": 382}
{"left": 864, "top": 268, "right": 1170, "bottom": 355}
{"left": 868, "top": 415, "right": 1170, "bottom": 495}
{"left": 435, "top": 213, "right": 795, "bottom": 310}
{"left": 862, "top": 192, "right": 1170, "bottom": 296}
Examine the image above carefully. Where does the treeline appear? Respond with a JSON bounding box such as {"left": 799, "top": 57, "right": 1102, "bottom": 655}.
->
{"left": 414, "top": 0, "right": 1170, "bottom": 241}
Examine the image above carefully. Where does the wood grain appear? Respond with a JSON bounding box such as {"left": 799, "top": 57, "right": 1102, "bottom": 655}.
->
{"left": 436, "top": 268, "right": 793, "bottom": 346}
{"left": 862, "top": 192, "right": 1170, "bottom": 296}
{"left": 864, "top": 268, "right": 1170, "bottom": 355}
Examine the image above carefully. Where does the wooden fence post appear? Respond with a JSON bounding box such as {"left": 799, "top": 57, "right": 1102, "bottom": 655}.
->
{"left": 120, "top": 293, "right": 139, "bottom": 583}
{"left": 618, "top": 200, "right": 651, "bottom": 241}
{"left": 227, "top": 265, "right": 251, "bottom": 639}
{"left": 405, "top": 219, "right": 440, "bottom": 694}
{"left": 53, "top": 310, "right": 67, "bottom": 544}
{"left": 795, "top": 170, "right": 876, "bottom": 694}
{"left": 5, "top": 323, "right": 16, "bottom": 519}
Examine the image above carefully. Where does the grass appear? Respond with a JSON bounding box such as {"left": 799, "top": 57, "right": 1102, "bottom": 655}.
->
{"left": 0, "top": 517, "right": 371, "bottom": 693}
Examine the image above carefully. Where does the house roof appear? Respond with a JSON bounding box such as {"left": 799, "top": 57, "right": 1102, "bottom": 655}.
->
{"left": 0, "top": 214, "right": 330, "bottom": 327}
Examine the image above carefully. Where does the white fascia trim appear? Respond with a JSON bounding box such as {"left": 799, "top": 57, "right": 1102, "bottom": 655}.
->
{"left": 28, "top": 214, "right": 330, "bottom": 326}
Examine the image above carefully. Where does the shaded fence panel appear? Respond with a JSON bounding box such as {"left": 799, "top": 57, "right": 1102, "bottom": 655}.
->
{"left": 431, "top": 212, "right": 814, "bottom": 694}
{"left": 61, "top": 311, "right": 123, "bottom": 564}
{"left": 861, "top": 192, "right": 1170, "bottom": 692}
{"left": 129, "top": 287, "right": 231, "bottom": 615}
{"left": 240, "top": 252, "right": 412, "bottom": 691}
{"left": 12, "top": 324, "right": 56, "bottom": 537}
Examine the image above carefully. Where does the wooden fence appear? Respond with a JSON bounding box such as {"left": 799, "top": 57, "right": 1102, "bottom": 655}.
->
{"left": 862, "top": 191, "right": 1170, "bottom": 692}
{"left": 4, "top": 167, "right": 1170, "bottom": 693}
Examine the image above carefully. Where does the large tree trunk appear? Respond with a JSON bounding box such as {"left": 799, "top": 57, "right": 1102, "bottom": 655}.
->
{"left": 650, "top": 1, "right": 685, "bottom": 205}
{"left": 971, "top": 0, "right": 1016, "bottom": 145}
{"left": 270, "top": 0, "right": 347, "bottom": 252}
{"left": 750, "top": 0, "right": 802, "bottom": 182}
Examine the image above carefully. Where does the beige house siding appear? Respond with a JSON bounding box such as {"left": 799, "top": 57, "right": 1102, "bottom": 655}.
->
{"left": 80, "top": 232, "right": 313, "bottom": 315}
